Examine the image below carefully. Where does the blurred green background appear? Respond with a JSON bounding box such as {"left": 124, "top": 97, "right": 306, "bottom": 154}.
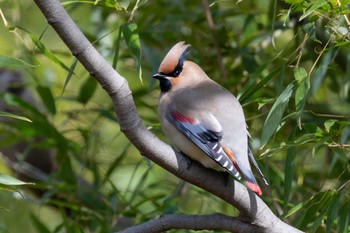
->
{"left": 0, "top": 0, "right": 349, "bottom": 232}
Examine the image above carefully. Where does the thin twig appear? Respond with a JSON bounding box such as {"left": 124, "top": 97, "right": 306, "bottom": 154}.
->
{"left": 308, "top": 38, "right": 331, "bottom": 76}
{"left": 337, "top": 0, "right": 350, "bottom": 30}
{"left": 295, "top": 34, "right": 309, "bottom": 67}
{"left": 129, "top": 0, "right": 141, "bottom": 22}
{"left": 201, "top": 0, "right": 228, "bottom": 81}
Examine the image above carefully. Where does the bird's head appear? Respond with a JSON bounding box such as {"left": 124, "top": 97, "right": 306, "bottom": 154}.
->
{"left": 153, "top": 42, "right": 191, "bottom": 92}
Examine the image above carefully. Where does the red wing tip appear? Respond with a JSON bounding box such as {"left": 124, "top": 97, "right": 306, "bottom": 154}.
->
{"left": 246, "top": 181, "right": 262, "bottom": 196}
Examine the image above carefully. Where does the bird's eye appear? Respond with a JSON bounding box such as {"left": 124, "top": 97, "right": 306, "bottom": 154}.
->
{"left": 174, "top": 69, "right": 181, "bottom": 77}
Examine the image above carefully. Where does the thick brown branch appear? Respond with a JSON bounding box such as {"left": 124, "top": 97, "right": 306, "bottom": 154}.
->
{"left": 32, "top": 1, "right": 303, "bottom": 232}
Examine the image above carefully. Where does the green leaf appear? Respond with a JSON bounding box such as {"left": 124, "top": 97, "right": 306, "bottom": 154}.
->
{"left": 30, "top": 214, "right": 51, "bottom": 233}
{"left": 0, "top": 173, "right": 34, "bottom": 186}
{"left": 261, "top": 83, "right": 294, "bottom": 147}
{"left": 0, "top": 184, "right": 20, "bottom": 192}
{"left": 61, "top": 58, "right": 78, "bottom": 96}
{"left": 16, "top": 27, "right": 71, "bottom": 72}
{"left": 337, "top": 202, "right": 349, "bottom": 233}
{"left": 297, "top": 190, "right": 334, "bottom": 229}
{"left": 309, "top": 214, "right": 325, "bottom": 233}
{"left": 102, "top": 142, "right": 131, "bottom": 184}
{"left": 326, "top": 192, "right": 341, "bottom": 233}
{"left": 282, "top": 202, "right": 303, "bottom": 218}
{"left": 62, "top": 0, "right": 130, "bottom": 10}
{"left": 311, "top": 49, "right": 334, "bottom": 94}
{"left": 283, "top": 129, "right": 296, "bottom": 213}
{"left": 0, "top": 55, "right": 35, "bottom": 69}
{"left": 122, "top": 22, "right": 142, "bottom": 82}
{"left": 77, "top": 76, "right": 97, "bottom": 104}
{"left": 324, "top": 119, "right": 337, "bottom": 133}
{"left": 302, "top": 22, "right": 321, "bottom": 43}
{"left": 239, "top": 66, "right": 282, "bottom": 103}
{"left": 36, "top": 86, "right": 56, "bottom": 115}
{"left": 0, "top": 111, "right": 32, "bottom": 122}
{"left": 294, "top": 67, "right": 310, "bottom": 129}
{"left": 300, "top": 0, "right": 327, "bottom": 21}
{"left": 112, "top": 26, "right": 123, "bottom": 69}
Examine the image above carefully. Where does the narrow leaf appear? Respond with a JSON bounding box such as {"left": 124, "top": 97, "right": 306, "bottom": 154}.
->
{"left": 283, "top": 129, "right": 296, "bottom": 213}
{"left": 261, "top": 83, "right": 294, "bottom": 147}
{"left": 77, "top": 76, "right": 97, "bottom": 104}
{"left": 311, "top": 49, "right": 334, "bottom": 94}
{"left": 36, "top": 85, "right": 56, "bottom": 115}
{"left": 61, "top": 58, "right": 78, "bottom": 96}
{"left": 122, "top": 22, "right": 142, "bottom": 82}
{"left": 30, "top": 214, "right": 51, "bottom": 233}
{"left": 300, "top": 0, "right": 327, "bottom": 21}
{"left": 337, "top": 202, "right": 349, "bottom": 233}
{"left": 0, "top": 55, "right": 35, "bottom": 69}
{"left": 31, "top": 37, "right": 70, "bottom": 72}
{"left": 0, "top": 173, "right": 34, "bottom": 186}
{"left": 326, "top": 192, "right": 341, "bottom": 233}
{"left": 239, "top": 66, "right": 282, "bottom": 103}
{"left": 297, "top": 190, "right": 334, "bottom": 229}
{"left": 112, "top": 26, "right": 123, "bottom": 69}
{"left": 0, "top": 184, "right": 20, "bottom": 193}
{"left": 294, "top": 67, "right": 310, "bottom": 129}
{"left": 0, "top": 111, "right": 32, "bottom": 122}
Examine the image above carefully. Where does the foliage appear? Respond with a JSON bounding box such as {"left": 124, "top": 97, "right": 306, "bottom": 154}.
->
{"left": 0, "top": 0, "right": 349, "bottom": 232}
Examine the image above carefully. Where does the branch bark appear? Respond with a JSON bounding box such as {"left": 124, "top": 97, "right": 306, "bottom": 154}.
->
{"left": 32, "top": 1, "right": 303, "bottom": 232}
{"left": 119, "top": 213, "right": 261, "bottom": 233}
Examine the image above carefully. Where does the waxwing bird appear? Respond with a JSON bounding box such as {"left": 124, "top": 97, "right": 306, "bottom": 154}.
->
{"left": 153, "top": 42, "right": 268, "bottom": 195}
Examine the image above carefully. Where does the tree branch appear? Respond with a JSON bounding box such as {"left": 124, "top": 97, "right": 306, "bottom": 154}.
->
{"left": 118, "top": 213, "right": 261, "bottom": 233}
{"left": 32, "top": 0, "right": 303, "bottom": 232}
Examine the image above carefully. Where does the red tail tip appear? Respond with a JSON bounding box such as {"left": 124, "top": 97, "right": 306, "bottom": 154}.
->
{"left": 246, "top": 181, "right": 262, "bottom": 196}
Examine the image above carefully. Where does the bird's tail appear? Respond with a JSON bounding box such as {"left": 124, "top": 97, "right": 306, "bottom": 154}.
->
{"left": 248, "top": 148, "right": 268, "bottom": 186}
{"left": 243, "top": 169, "right": 262, "bottom": 196}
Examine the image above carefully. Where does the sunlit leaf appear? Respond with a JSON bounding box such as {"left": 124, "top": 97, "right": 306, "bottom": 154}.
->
{"left": 122, "top": 22, "right": 142, "bottom": 82}
{"left": 261, "top": 83, "right": 294, "bottom": 147}
{"left": 282, "top": 202, "right": 303, "bottom": 218}
{"left": 324, "top": 119, "right": 337, "bottom": 133}
{"left": 18, "top": 27, "right": 71, "bottom": 72}
{"left": 0, "top": 174, "right": 34, "bottom": 186}
{"left": 0, "top": 55, "right": 35, "bottom": 69}
{"left": 300, "top": 0, "right": 327, "bottom": 21}
{"left": 0, "top": 111, "right": 32, "bottom": 122}
{"left": 62, "top": 0, "right": 130, "bottom": 10}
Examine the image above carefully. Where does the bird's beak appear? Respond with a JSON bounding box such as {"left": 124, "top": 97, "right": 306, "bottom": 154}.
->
{"left": 153, "top": 72, "right": 167, "bottom": 80}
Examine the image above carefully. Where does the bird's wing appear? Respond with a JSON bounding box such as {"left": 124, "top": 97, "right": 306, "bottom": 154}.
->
{"left": 166, "top": 110, "right": 241, "bottom": 180}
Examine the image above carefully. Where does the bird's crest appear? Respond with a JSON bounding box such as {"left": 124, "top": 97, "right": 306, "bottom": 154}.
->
{"left": 159, "top": 42, "right": 191, "bottom": 75}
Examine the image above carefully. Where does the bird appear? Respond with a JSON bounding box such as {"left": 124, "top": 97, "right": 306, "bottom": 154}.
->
{"left": 153, "top": 42, "right": 268, "bottom": 195}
